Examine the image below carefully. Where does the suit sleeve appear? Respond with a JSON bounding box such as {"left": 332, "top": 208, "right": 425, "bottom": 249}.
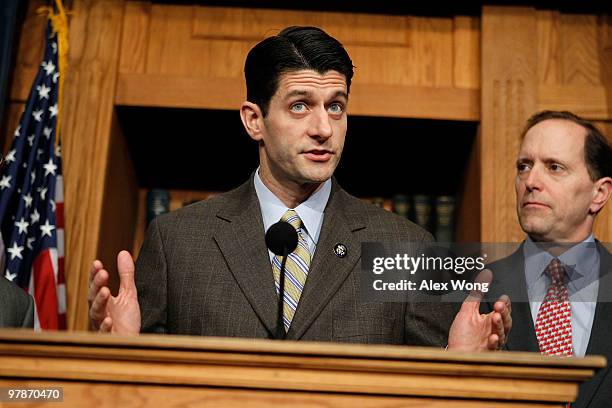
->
{"left": 403, "top": 229, "right": 459, "bottom": 347}
{"left": 136, "top": 217, "right": 168, "bottom": 334}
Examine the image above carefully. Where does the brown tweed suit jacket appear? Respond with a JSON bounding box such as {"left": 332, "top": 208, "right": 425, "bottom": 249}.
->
{"left": 136, "top": 176, "right": 455, "bottom": 345}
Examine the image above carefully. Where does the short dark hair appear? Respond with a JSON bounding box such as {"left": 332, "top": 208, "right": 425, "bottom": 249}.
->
{"left": 521, "top": 110, "right": 612, "bottom": 181}
{"left": 244, "top": 26, "right": 354, "bottom": 116}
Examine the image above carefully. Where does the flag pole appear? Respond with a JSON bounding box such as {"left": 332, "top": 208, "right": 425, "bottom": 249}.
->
{"left": 37, "top": 0, "right": 69, "bottom": 148}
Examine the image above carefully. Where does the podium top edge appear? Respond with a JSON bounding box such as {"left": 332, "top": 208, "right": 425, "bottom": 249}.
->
{"left": 0, "top": 328, "right": 605, "bottom": 369}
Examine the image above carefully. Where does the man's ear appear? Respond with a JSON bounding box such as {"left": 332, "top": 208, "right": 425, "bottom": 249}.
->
{"left": 589, "top": 177, "right": 612, "bottom": 214}
{"left": 240, "top": 101, "right": 264, "bottom": 141}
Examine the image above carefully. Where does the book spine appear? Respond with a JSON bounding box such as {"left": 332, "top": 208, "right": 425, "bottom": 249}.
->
{"left": 413, "top": 194, "right": 433, "bottom": 232}
{"left": 392, "top": 194, "right": 412, "bottom": 220}
{"left": 434, "top": 195, "right": 455, "bottom": 242}
{"left": 146, "top": 189, "right": 170, "bottom": 225}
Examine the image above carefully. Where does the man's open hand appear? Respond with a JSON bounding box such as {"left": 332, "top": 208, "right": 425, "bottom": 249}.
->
{"left": 88, "top": 250, "right": 141, "bottom": 335}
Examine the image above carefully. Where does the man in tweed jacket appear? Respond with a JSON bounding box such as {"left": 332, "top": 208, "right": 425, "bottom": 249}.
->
{"left": 88, "top": 26, "right": 510, "bottom": 350}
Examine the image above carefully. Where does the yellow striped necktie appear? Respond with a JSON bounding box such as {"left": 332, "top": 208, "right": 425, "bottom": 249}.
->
{"left": 271, "top": 209, "right": 311, "bottom": 331}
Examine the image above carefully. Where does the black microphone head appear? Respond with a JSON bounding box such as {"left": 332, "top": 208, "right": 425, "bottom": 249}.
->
{"left": 265, "top": 221, "right": 298, "bottom": 256}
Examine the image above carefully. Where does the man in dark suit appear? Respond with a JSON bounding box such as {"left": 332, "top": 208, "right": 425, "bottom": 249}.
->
{"left": 0, "top": 277, "right": 34, "bottom": 328}
{"left": 88, "top": 26, "right": 510, "bottom": 350}
{"left": 484, "top": 110, "right": 612, "bottom": 407}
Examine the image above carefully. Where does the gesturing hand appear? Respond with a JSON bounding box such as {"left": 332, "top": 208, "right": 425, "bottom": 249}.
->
{"left": 447, "top": 269, "right": 512, "bottom": 351}
{"left": 88, "top": 250, "right": 141, "bottom": 335}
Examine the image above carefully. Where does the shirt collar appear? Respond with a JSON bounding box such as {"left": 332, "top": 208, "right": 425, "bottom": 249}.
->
{"left": 523, "top": 234, "right": 598, "bottom": 287}
{"left": 253, "top": 168, "right": 331, "bottom": 243}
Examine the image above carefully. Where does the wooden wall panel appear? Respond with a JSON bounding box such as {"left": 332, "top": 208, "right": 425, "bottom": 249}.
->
{"left": 192, "top": 7, "right": 412, "bottom": 47}
{"left": 395, "top": 17, "right": 453, "bottom": 86}
{"left": 537, "top": 12, "right": 603, "bottom": 86}
{"left": 117, "top": 5, "right": 480, "bottom": 119}
{"left": 453, "top": 16, "right": 480, "bottom": 89}
{"left": 138, "top": 5, "right": 462, "bottom": 86}
{"left": 481, "top": 6, "right": 538, "bottom": 242}
{"left": 118, "top": 1, "right": 150, "bottom": 74}
{"left": 560, "top": 14, "right": 600, "bottom": 86}
{"left": 536, "top": 11, "right": 561, "bottom": 86}
{"left": 141, "top": 6, "right": 457, "bottom": 84}
{"left": 538, "top": 85, "right": 608, "bottom": 120}
{"left": 537, "top": 12, "right": 611, "bottom": 120}
{"left": 61, "top": 0, "right": 125, "bottom": 330}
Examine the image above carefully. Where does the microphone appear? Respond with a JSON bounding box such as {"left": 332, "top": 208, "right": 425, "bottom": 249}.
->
{"left": 265, "top": 221, "right": 298, "bottom": 340}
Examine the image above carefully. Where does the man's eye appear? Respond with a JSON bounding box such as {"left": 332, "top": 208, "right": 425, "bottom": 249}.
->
{"left": 329, "top": 103, "right": 343, "bottom": 114}
{"left": 290, "top": 103, "right": 306, "bottom": 113}
{"left": 550, "top": 163, "right": 564, "bottom": 172}
{"left": 517, "top": 163, "right": 530, "bottom": 172}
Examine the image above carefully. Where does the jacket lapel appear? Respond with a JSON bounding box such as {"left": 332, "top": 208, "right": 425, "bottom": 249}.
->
{"left": 490, "top": 247, "right": 540, "bottom": 352}
{"left": 287, "top": 182, "right": 365, "bottom": 340}
{"left": 212, "top": 178, "right": 279, "bottom": 338}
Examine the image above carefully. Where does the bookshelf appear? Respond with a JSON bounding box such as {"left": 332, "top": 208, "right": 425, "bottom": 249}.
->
{"left": 116, "top": 106, "right": 479, "bottom": 257}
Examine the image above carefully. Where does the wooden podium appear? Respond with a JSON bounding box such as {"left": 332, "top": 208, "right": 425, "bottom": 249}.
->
{"left": 0, "top": 330, "right": 605, "bottom": 407}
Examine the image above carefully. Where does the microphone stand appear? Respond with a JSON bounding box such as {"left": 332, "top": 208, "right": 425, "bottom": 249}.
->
{"left": 275, "top": 245, "right": 289, "bottom": 340}
{"left": 264, "top": 220, "right": 297, "bottom": 341}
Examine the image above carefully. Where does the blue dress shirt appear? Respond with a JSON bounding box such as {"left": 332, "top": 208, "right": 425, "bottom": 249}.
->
{"left": 253, "top": 169, "right": 331, "bottom": 263}
{"left": 523, "top": 235, "right": 600, "bottom": 357}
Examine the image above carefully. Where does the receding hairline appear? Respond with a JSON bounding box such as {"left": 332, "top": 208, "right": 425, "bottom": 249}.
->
{"left": 522, "top": 117, "right": 589, "bottom": 140}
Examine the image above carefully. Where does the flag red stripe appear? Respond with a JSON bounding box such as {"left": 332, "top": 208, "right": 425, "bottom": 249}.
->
{"left": 55, "top": 202, "right": 64, "bottom": 228}
{"left": 32, "top": 249, "right": 59, "bottom": 330}
{"left": 57, "top": 256, "right": 65, "bottom": 284}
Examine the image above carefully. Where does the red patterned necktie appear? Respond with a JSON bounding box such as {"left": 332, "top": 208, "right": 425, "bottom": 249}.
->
{"left": 535, "top": 258, "right": 573, "bottom": 356}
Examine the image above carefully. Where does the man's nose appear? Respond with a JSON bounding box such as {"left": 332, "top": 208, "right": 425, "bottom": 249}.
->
{"left": 308, "top": 107, "right": 333, "bottom": 140}
{"left": 524, "top": 165, "right": 542, "bottom": 191}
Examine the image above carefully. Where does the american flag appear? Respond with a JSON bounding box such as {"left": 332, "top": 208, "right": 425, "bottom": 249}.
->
{"left": 0, "top": 22, "right": 66, "bottom": 330}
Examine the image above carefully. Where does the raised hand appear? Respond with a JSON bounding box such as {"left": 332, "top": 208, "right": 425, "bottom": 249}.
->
{"left": 447, "top": 269, "right": 512, "bottom": 351}
{"left": 88, "top": 250, "right": 141, "bottom": 335}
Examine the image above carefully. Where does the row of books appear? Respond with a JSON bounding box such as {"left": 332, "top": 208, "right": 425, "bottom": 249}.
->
{"left": 146, "top": 189, "right": 455, "bottom": 242}
{"left": 367, "top": 195, "right": 456, "bottom": 242}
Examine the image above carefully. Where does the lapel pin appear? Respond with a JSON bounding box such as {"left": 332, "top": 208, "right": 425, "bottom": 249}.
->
{"left": 334, "top": 243, "right": 347, "bottom": 258}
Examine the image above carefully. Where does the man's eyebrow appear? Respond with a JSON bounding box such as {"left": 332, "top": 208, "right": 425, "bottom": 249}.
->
{"left": 333, "top": 91, "right": 349, "bottom": 101}
{"left": 284, "top": 90, "right": 311, "bottom": 100}
{"left": 542, "top": 157, "right": 568, "bottom": 165}
{"left": 516, "top": 156, "right": 567, "bottom": 165}
{"left": 283, "top": 90, "right": 349, "bottom": 101}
